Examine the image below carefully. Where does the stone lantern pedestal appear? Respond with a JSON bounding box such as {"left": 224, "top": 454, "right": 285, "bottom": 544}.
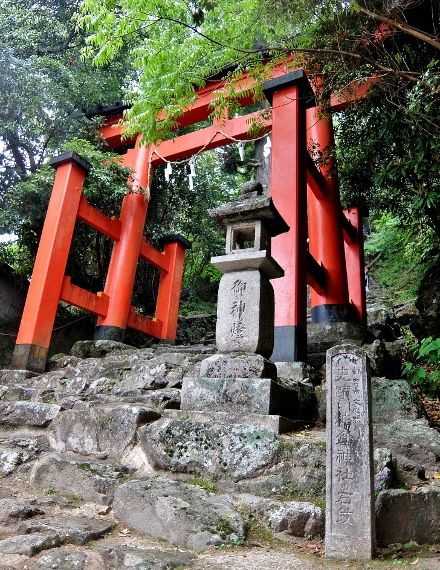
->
{"left": 180, "top": 192, "right": 305, "bottom": 432}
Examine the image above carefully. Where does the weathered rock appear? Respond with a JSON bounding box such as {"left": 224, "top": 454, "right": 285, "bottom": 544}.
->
{"left": 140, "top": 417, "right": 280, "bottom": 481}
{"left": 376, "top": 487, "right": 440, "bottom": 545}
{"left": 0, "top": 384, "right": 35, "bottom": 401}
{"left": 113, "top": 477, "right": 245, "bottom": 551}
{"left": 98, "top": 545, "right": 195, "bottom": 569}
{"left": 374, "top": 419, "right": 440, "bottom": 473}
{"left": 0, "top": 431, "right": 50, "bottom": 454}
{"left": 276, "top": 361, "right": 321, "bottom": 387}
{"left": 113, "top": 353, "right": 197, "bottom": 397}
{"left": 233, "top": 494, "right": 324, "bottom": 538}
{"left": 0, "top": 499, "right": 43, "bottom": 525}
{"left": 19, "top": 516, "right": 115, "bottom": 545}
{"left": 0, "top": 446, "right": 30, "bottom": 475}
{"left": 70, "top": 340, "right": 136, "bottom": 359}
{"left": 200, "top": 353, "right": 277, "bottom": 380}
{"left": 180, "top": 376, "right": 305, "bottom": 419}
{"left": 0, "top": 402, "right": 61, "bottom": 427}
{"left": 288, "top": 436, "right": 326, "bottom": 497}
{"left": 373, "top": 448, "right": 396, "bottom": 492}
{"left": 0, "top": 369, "right": 37, "bottom": 385}
{"left": 413, "top": 261, "right": 440, "bottom": 339}
{"left": 315, "top": 379, "right": 426, "bottom": 426}
{"left": 363, "top": 339, "right": 401, "bottom": 379}
{"left": 372, "top": 378, "right": 425, "bottom": 423}
{"left": 33, "top": 549, "right": 89, "bottom": 570}
{"left": 0, "top": 534, "right": 61, "bottom": 556}
{"left": 277, "top": 381, "right": 317, "bottom": 422}
{"left": 30, "top": 453, "right": 129, "bottom": 504}
{"left": 266, "top": 502, "right": 324, "bottom": 537}
{"left": 393, "top": 300, "right": 419, "bottom": 327}
{"left": 51, "top": 404, "right": 160, "bottom": 458}
{"left": 176, "top": 313, "right": 216, "bottom": 346}
{"left": 307, "top": 322, "right": 363, "bottom": 355}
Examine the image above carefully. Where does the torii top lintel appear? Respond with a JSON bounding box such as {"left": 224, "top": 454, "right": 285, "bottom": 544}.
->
{"left": 97, "top": 58, "right": 376, "bottom": 154}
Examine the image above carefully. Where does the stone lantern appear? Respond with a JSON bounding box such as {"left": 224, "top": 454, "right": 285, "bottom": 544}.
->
{"left": 180, "top": 190, "right": 304, "bottom": 431}
{"left": 209, "top": 190, "right": 288, "bottom": 358}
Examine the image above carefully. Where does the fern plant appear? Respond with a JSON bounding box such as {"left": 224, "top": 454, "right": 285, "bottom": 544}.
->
{"left": 403, "top": 336, "right": 440, "bottom": 397}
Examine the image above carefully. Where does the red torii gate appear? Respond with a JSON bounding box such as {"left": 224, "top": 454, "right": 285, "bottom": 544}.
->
{"left": 12, "top": 61, "right": 368, "bottom": 372}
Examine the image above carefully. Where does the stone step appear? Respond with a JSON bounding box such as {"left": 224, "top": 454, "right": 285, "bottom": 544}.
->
{"left": 139, "top": 414, "right": 283, "bottom": 481}
{"left": 0, "top": 401, "right": 61, "bottom": 427}
{"left": 164, "top": 409, "right": 298, "bottom": 433}
{"left": 0, "top": 445, "right": 32, "bottom": 476}
{"left": 30, "top": 453, "right": 132, "bottom": 505}
{"left": 112, "top": 476, "right": 245, "bottom": 551}
{"left": 18, "top": 515, "right": 115, "bottom": 545}
{"left": 181, "top": 376, "right": 317, "bottom": 422}
{"left": 51, "top": 403, "right": 161, "bottom": 460}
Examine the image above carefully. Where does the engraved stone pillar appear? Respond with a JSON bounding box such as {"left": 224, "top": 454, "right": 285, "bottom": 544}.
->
{"left": 325, "top": 344, "right": 376, "bottom": 559}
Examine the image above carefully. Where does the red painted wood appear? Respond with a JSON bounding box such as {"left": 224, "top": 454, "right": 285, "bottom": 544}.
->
{"left": 270, "top": 84, "right": 308, "bottom": 335}
{"left": 150, "top": 111, "right": 271, "bottom": 164}
{"left": 306, "top": 107, "right": 350, "bottom": 309}
{"left": 60, "top": 276, "right": 109, "bottom": 316}
{"left": 96, "top": 192, "right": 149, "bottom": 331}
{"left": 155, "top": 241, "right": 187, "bottom": 340}
{"left": 139, "top": 240, "right": 169, "bottom": 271}
{"left": 77, "top": 195, "right": 121, "bottom": 241}
{"left": 127, "top": 307, "right": 163, "bottom": 337}
{"left": 16, "top": 161, "right": 87, "bottom": 348}
{"left": 343, "top": 207, "right": 366, "bottom": 324}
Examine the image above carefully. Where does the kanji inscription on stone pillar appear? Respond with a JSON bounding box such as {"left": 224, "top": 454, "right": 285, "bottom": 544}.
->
{"left": 325, "top": 344, "right": 376, "bottom": 559}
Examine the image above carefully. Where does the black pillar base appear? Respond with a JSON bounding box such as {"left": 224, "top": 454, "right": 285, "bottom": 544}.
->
{"left": 310, "top": 304, "right": 356, "bottom": 324}
{"left": 271, "top": 325, "right": 307, "bottom": 363}
{"left": 11, "top": 344, "right": 48, "bottom": 373}
{"left": 94, "top": 325, "right": 125, "bottom": 342}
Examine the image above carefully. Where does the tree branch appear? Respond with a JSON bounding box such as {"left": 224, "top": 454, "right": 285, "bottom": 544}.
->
{"left": 144, "top": 14, "right": 434, "bottom": 90}
{"left": 357, "top": 5, "right": 440, "bottom": 51}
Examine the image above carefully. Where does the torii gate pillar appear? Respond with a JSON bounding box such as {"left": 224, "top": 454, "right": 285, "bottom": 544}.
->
{"left": 263, "top": 71, "right": 315, "bottom": 363}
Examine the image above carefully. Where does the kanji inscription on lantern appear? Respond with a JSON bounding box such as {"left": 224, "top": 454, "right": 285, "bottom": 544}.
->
{"left": 325, "top": 345, "right": 375, "bottom": 559}
{"left": 230, "top": 279, "right": 247, "bottom": 340}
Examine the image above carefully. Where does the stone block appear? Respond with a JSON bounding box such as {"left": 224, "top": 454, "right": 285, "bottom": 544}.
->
{"left": 113, "top": 477, "right": 245, "bottom": 551}
{"left": 372, "top": 378, "right": 425, "bottom": 423}
{"left": 376, "top": 487, "right": 440, "bottom": 546}
{"left": 0, "top": 499, "right": 43, "bottom": 525}
{"left": 30, "top": 453, "right": 130, "bottom": 504}
{"left": 51, "top": 404, "right": 160, "bottom": 458}
{"left": 18, "top": 516, "right": 115, "bottom": 545}
{"left": 0, "top": 401, "right": 61, "bottom": 427}
{"left": 180, "top": 376, "right": 303, "bottom": 419}
{"left": 232, "top": 494, "right": 324, "bottom": 538}
{"left": 0, "top": 534, "right": 62, "bottom": 556}
{"left": 276, "top": 361, "right": 321, "bottom": 386}
{"left": 70, "top": 340, "right": 135, "bottom": 359}
{"left": 211, "top": 250, "right": 284, "bottom": 279}
{"left": 34, "top": 550, "right": 89, "bottom": 569}
{"left": 98, "top": 546, "right": 195, "bottom": 569}
{"left": 216, "top": 270, "right": 274, "bottom": 357}
{"left": 374, "top": 419, "right": 440, "bottom": 475}
{"left": 139, "top": 417, "right": 280, "bottom": 481}
{"left": 0, "top": 446, "right": 30, "bottom": 475}
{"left": 308, "top": 322, "right": 363, "bottom": 355}
{"left": 164, "top": 409, "right": 295, "bottom": 434}
{"left": 200, "top": 353, "right": 277, "bottom": 380}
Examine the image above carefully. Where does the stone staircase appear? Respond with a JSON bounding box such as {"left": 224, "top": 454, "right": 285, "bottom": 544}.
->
{"left": 0, "top": 339, "right": 439, "bottom": 568}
